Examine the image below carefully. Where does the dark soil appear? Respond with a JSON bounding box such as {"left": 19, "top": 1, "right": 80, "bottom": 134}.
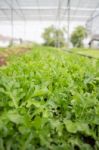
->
{"left": 0, "top": 56, "right": 6, "bottom": 66}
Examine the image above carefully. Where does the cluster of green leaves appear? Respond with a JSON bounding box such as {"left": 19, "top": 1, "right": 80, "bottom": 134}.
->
{"left": 0, "top": 46, "right": 99, "bottom": 150}
{"left": 42, "top": 26, "right": 66, "bottom": 47}
{"left": 70, "top": 26, "right": 87, "bottom": 48}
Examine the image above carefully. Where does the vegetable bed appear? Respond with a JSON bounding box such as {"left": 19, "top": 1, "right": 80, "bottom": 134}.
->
{"left": 71, "top": 48, "right": 99, "bottom": 59}
{"left": 0, "top": 46, "right": 99, "bottom": 150}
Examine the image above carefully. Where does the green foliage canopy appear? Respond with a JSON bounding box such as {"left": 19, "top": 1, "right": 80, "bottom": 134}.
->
{"left": 42, "top": 26, "right": 66, "bottom": 47}
{"left": 70, "top": 26, "right": 87, "bottom": 47}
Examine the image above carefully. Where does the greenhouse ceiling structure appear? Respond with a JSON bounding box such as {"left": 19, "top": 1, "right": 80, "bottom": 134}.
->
{"left": 0, "top": 0, "right": 99, "bottom": 40}
{"left": 0, "top": 0, "right": 99, "bottom": 21}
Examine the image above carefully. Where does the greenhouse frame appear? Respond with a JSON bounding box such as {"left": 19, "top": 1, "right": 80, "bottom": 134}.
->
{"left": 0, "top": 0, "right": 99, "bottom": 40}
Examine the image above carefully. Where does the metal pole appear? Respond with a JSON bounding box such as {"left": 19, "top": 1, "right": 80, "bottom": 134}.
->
{"left": 67, "top": 0, "right": 70, "bottom": 47}
{"left": 11, "top": 0, "right": 14, "bottom": 45}
{"left": 57, "top": 0, "right": 61, "bottom": 48}
{"left": 58, "top": 21, "right": 61, "bottom": 48}
{"left": 24, "top": 20, "right": 26, "bottom": 41}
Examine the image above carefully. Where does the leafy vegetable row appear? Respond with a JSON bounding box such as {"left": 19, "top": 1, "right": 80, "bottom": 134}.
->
{"left": 0, "top": 46, "right": 99, "bottom": 150}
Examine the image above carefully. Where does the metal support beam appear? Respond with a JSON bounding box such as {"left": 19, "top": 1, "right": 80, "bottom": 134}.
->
{"left": 4, "top": 0, "right": 24, "bottom": 20}
{"left": 15, "top": 0, "right": 26, "bottom": 41}
{"left": 15, "top": 0, "right": 26, "bottom": 20}
{"left": 11, "top": 0, "right": 14, "bottom": 45}
{"left": 0, "top": 7, "right": 99, "bottom": 11}
{"left": 85, "top": 2, "right": 99, "bottom": 34}
{"left": 67, "top": 0, "right": 71, "bottom": 47}
{"left": 87, "top": 13, "right": 99, "bottom": 23}
{"left": 57, "top": 0, "right": 61, "bottom": 48}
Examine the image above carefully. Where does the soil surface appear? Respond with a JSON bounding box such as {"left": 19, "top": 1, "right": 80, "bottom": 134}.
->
{"left": 0, "top": 46, "right": 31, "bottom": 67}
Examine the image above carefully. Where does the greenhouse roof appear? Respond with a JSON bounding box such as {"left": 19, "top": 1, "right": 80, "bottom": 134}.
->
{"left": 0, "top": 0, "right": 99, "bottom": 22}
